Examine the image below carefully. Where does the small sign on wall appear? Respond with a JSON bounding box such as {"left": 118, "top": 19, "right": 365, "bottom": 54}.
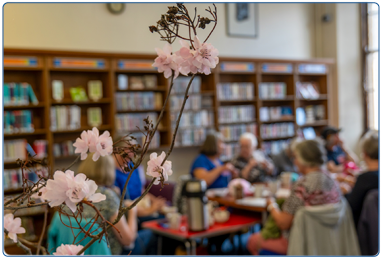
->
{"left": 226, "top": 3, "right": 258, "bottom": 38}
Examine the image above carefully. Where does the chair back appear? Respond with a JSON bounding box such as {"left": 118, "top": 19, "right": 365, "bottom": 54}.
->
{"left": 144, "top": 179, "right": 176, "bottom": 206}
{"left": 357, "top": 189, "right": 378, "bottom": 255}
{"left": 288, "top": 197, "right": 360, "bottom": 255}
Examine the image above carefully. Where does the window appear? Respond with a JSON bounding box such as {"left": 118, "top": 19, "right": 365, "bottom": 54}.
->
{"left": 361, "top": 3, "right": 379, "bottom": 130}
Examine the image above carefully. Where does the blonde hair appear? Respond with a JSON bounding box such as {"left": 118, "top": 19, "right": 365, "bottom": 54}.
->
{"left": 294, "top": 139, "right": 327, "bottom": 167}
{"left": 77, "top": 153, "right": 116, "bottom": 186}
{"left": 362, "top": 130, "right": 379, "bottom": 160}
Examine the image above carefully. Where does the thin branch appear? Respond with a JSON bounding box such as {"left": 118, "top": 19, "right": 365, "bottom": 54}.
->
{"left": 36, "top": 206, "right": 48, "bottom": 255}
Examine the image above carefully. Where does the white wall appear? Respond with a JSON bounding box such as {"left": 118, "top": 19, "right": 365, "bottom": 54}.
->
{"left": 4, "top": 3, "right": 315, "bottom": 59}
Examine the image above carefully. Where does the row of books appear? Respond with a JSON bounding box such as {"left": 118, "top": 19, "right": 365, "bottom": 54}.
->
{"left": 171, "top": 95, "right": 202, "bottom": 111}
{"left": 53, "top": 140, "right": 75, "bottom": 158}
{"left": 296, "top": 105, "right": 325, "bottom": 125}
{"left": 262, "top": 139, "right": 291, "bottom": 155}
{"left": 260, "top": 123, "right": 295, "bottom": 139}
{"left": 116, "top": 112, "right": 158, "bottom": 132}
{"left": 129, "top": 132, "right": 160, "bottom": 149}
{"left": 259, "top": 106, "right": 293, "bottom": 121}
{"left": 259, "top": 82, "right": 287, "bottom": 100}
{"left": 220, "top": 123, "right": 257, "bottom": 142}
{"left": 296, "top": 82, "right": 320, "bottom": 99}
{"left": 218, "top": 105, "right": 255, "bottom": 123}
{"left": 217, "top": 82, "right": 254, "bottom": 101}
{"left": 4, "top": 110, "right": 34, "bottom": 134}
{"left": 4, "top": 83, "right": 39, "bottom": 106}
{"left": 52, "top": 80, "right": 104, "bottom": 102}
{"left": 4, "top": 139, "right": 27, "bottom": 162}
{"left": 50, "top": 105, "right": 81, "bottom": 131}
{"left": 171, "top": 110, "right": 215, "bottom": 129}
{"left": 117, "top": 74, "right": 158, "bottom": 90}
{"left": 174, "top": 128, "right": 213, "bottom": 147}
{"left": 115, "top": 92, "right": 163, "bottom": 111}
{"left": 4, "top": 167, "right": 49, "bottom": 191}
{"left": 171, "top": 76, "right": 201, "bottom": 93}
{"left": 221, "top": 143, "right": 239, "bottom": 161}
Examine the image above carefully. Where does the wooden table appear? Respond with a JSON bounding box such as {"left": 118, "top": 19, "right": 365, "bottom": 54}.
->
{"left": 142, "top": 213, "right": 261, "bottom": 255}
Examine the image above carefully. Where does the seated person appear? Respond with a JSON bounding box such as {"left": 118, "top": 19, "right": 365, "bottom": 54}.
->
{"left": 247, "top": 139, "right": 341, "bottom": 255}
{"left": 272, "top": 138, "right": 302, "bottom": 176}
{"left": 60, "top": 154, "right": 156, "bottom": 255}
{"left": 231, "top": 132, "right": 275, "bottom": 183}
{"left": 345, "top": 130, "right": 379, "bottom": 226}
{"left": 321, "top": 126, "right": 358, "bottom": 173}
{"left": 191, "top": 131, "right": 237, "bottom": 189}
{"left": 113, "top": 150, "right": 167, "bottom": 225}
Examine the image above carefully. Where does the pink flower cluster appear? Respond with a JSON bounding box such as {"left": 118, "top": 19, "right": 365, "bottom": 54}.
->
{"left": 53, "top": 244, "right": 84, "bottom": 256}
{"left": 73, "top": 127, "right": 113, "bottom": 161}
{"left": 4, "top": 214, "right": 25, "bottom": 243}
{"left": 39, "top": 170, "right": 106, "bottom": 212}
{"left": 146, "top": 152, "right": 173, "bottom": 185}
{"left": 152, "top": 36, "right": 219, "bottom": 79}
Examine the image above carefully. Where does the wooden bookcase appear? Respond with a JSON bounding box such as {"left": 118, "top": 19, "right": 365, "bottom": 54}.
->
{"left": 3, "top": 48, "right": 333, "bottom": 254}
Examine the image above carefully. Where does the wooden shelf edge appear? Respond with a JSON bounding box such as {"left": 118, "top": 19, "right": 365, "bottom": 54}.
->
{"left": 51, "top": 99, "right": 111, "bottom": 105}
{"left": 4, "top": 104, "right": 45, "bottom": 109}
{"left": 4, "top": 129, "right": 47, "bottom": 137}
{"left": 115, "top": 87, "right": 167, "bottom": 92}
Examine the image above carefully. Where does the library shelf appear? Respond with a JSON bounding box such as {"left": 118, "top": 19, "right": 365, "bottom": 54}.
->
{"left": 259, "top": 117, "right": 295, "bottom": 123}
{"left": 175, "top": 125, "right": 215, "bottom": 130}
{"left": 219, "top": 100, "right": 255, "bottom": 105}
{"left": 51, "top": 125, "right": 112, "bottom": 134}
{"left": 4, "top": 66, "right": 43, "bottom": 71}
{"left": 4, "top": 129, "right": 47, "bottom": 137}
{"left": 260, "top": 96, "right": 295, "bottom": 102}
{"left": 219, "top": 120, "right": 257, "bottom": 125}
{"left": 218, "top": 71, "right": 255, "bottom": 75}
{"left": 261, "top": 135, "right": 295, "bottom": 141}
{"left": 51, "top": 98, "right": 111, "bottom": 105}
{"left": 115, "top": 87, "right": 167, "bottom": 92}
{"left": 299, "top": 120, "right": 328, "bottom": 127}
{"left": 116, "top": 108, "right": 167, "bottom": 113}
{"left": 4, "top": 104, "right": 45, "bottom": 110}
{"left": 117, "top": 128, "right": 168, "bottom": 134}
{"left": 297, "top": 72, "right": 327, "bottom": 76}
{"left": 172, "top": 107, "right": 215, "bottom": 113}
{"left": 48, "top": 67, "right": 109, "bottom": 73}
{"left": 171, "top": 91, "right": 215, "bottom": 96}
{"left": 261, "top": 71, "right": 293, "bottom": 75}
{"left": 115, "top": 69, "right": 159, "bottom": 74}
{"left": 298, "top": 94, "right": 328, "bottom": 101}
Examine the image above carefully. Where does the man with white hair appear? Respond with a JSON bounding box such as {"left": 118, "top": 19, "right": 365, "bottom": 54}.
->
{"left": 231, "top": 132, "right": 275, "bottom": 183}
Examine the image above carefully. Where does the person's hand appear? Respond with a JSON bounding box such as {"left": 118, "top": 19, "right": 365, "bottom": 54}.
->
{"left": 248, "top": 158, "right": 257, "bottom": 168}
{"left": 266, "top": 197, "right": 276, "bottom": 207}
{"left": 339, "top": 182, "right": 352, "bottom": 195}
{"left": 231, "top": 168, "right": 239, "bottom": 178}
{"left": 222, "top": 163, "right": 235, "bottom": 172}
{"left": 151, "top": 197, "right": 166, "bottom": 212}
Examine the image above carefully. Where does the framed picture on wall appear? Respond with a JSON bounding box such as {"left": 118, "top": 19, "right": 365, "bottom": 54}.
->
{"left": 226, "top": 3, "right": 258, "bottom": 38}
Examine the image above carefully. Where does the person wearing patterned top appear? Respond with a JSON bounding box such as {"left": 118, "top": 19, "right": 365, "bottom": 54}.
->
{"left": 231, "top": 133, "right": 275, "bottom": 183}
{"left": 247, "top": 139, "right": 342, "bottom": 255}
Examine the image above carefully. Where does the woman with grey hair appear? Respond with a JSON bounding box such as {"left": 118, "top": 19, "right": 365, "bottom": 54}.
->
{"left": 247, "top": 139, "right": 342, "bottom": 255}
{"left": 345, "top": 130, "right": 379, "bottom": 227}
{"left": 231, "top": 132, "right": 275, "bottom": 183}
{"left": 190, "top": 131, "right": 237, "bottom": 189}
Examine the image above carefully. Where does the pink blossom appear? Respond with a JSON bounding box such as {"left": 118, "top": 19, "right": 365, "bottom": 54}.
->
{"left": 152, "top": 43, "right": 179, "bottom": 79}
{"left": 4, "top": 214, "right": 25, "bottom": 243}
{"left": 41, "top": 170, "right": 106, "bottom": 213}
{"left": 192, "top": 36, "right": 219, "bottom": 75}
{"left": 73, "top": 128, "right": 113, "bottom": 161}
{"left": 31, "top": 183, "right": 48, "bottom": 201}
{"left": 174, "top": 40, "right": 199, "bottom": 76}
{"left": 92, "top": 130, "right": 113, "bottom": 162}
{"left": 146, "top": 152, "right": 173, "bottom": 185}
{"left": 53, "top": 244, "right": 84, "bottom": 256}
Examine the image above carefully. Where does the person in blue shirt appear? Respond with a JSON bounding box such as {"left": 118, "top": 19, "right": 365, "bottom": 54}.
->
{"left": 321, "top": 126, "right": 358, "bottom": 173}
{"left": 190, "top": 131, "right": 237, "bottom": 189}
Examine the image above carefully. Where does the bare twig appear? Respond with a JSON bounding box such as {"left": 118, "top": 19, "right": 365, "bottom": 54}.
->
{"left": 36, "top": 206, "right": 48, "bottom": 255}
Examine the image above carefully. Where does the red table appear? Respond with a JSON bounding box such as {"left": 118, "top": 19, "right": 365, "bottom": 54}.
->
{"left": 142, "top": 213, "right": 261, "bottom": 255}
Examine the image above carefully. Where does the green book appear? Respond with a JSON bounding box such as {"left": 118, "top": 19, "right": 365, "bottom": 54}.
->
{"left": 70, "top": 87, "right": 88, "bottom": 102}
{"left": 28, "top": 84, "right": 39, "bottom": 105}
{"left": 87, "top": 107, "right": 102, "bottom": 127}
{"left": 4, "top": 83, "right": 10, "bottom": 106}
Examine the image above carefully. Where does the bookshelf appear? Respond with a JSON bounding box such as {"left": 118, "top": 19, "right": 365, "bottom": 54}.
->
{"left": 3, "top": 49, "right": 333, "bottom": 254}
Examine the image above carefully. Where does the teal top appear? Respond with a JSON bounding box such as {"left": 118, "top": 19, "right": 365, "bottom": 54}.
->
{"left": 47, "top": 211, "right": 111, "bottom": 255}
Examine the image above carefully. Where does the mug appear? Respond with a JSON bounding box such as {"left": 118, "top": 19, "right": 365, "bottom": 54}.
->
{"left": 166, "top": 212, "right": 182, "bottom": 230}
{"left": 254, "top": 183, "right": 265, "bottom": 198}
{"left": 268, "top": 180, "right": 280, "bottom": 195}
{"left": 280, "top": 172, "right": 292, "bottom": 189}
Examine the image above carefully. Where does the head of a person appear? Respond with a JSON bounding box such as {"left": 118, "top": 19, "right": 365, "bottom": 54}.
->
{"left": 361, "top": 130, "right": 379, "bottom": 163}
{"left": 239, "top": 132, "right": 258, "bottom": 160}
{"left": 293, "top": 139, "right": 327, "bottom": 175}
{"left": 200, "top": 131, "right": 224, "bottom": 158}
{"left": 78, "top": 153, "right": 116, "bottom": 187}
{"left": 321, "top": 126, "right": 341, "bottom": 148}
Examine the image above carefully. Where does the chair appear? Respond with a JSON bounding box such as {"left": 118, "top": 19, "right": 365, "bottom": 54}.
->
{"left": 145, "top": 179, "right": 176, "bottom": 206}
{"left": 48, "top": 212, "right": 111, "bottom": 255}
{"left": 288, "top": 197, "right": 360, "bottom": 255}
{"left": 357, "top": 189, "right": 378, "bottom": 255}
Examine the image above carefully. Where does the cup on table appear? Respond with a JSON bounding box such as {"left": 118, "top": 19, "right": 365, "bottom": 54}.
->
{"left": 254, "top": 183, "right": 265, "bottom": 198}
{"left": 268, "top": 180, "right": 281, "bottom": 196}
{"left": 166, "top": 212, "right": 182, "bottom": 230}
{"left": 280, "top": 172, "right": 293, "bottom": 189}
